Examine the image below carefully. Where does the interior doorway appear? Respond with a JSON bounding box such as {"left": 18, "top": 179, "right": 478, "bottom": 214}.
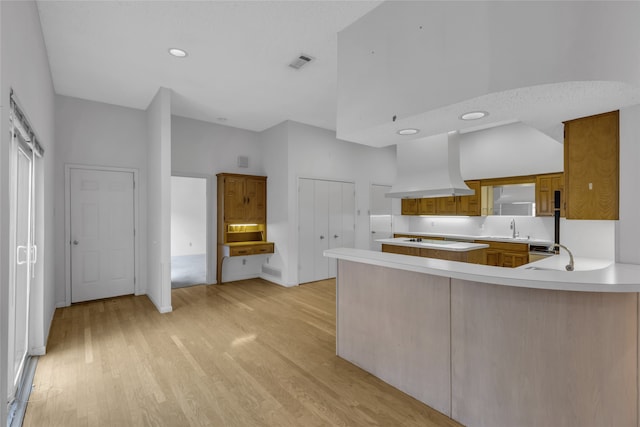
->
{"left": 171, "top": 175, "right": 208, "bottom": 288}
{"left": 369, "top": 184, "right": 393, "bottom": 251}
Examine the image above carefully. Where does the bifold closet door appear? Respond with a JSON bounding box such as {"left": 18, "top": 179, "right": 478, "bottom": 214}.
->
{"left": 298, "top": 178, "right": 355, "bottom": 284}
{"left": 328, "top": 181, "right": 355, "bottom": 278}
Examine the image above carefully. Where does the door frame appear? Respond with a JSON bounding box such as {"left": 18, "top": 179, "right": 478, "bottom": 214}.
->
{"left": 64, "top": 164, "right": 140, "bottom": 306}
{"left": 170, "top": 172, "right": 213, "bottom": 285}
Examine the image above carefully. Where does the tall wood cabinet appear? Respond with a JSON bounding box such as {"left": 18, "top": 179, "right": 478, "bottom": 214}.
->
{"left": 216, "top": 173, "right": 273, "bottom": 284}
{"left": 564, "top": 110, "right": 619, "bottom": 220}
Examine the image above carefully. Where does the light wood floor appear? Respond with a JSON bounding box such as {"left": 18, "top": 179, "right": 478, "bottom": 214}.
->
{"left": 24, "top": 278, "right": 462, "bottom": 427}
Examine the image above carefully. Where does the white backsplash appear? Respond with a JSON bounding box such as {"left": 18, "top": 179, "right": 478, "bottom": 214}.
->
{"left": 393, "top": 215, "right": 616, "bottom": 260}
{"left": 397, "top": 215, "right": 554, "bottom": 241}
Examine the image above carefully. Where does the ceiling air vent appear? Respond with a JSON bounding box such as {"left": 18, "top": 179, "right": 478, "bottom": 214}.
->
{"left": 289, "top": 54, "right": 314, "bottom": 70}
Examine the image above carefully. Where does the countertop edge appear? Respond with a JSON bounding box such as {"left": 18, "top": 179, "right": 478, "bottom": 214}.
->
{"left": 325, "top": 248, "right": 640, "bottom": 292}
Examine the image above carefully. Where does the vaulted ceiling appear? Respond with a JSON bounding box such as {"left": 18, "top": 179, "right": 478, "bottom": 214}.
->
{"left": 36, "top": 1, "right": 382, "bottom": 132}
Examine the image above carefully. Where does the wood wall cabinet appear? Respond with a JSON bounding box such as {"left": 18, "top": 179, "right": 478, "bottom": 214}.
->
{"left": 217, "top": 173, "right": 273, "bottom": 284}
{"left": 436, "top": 197, "right": 457, "bottom": 215}
{"left": 419, "top": 198, "right": 437, "bottom": 215}
{"left": 456, "top": 181, "right": 481, "bottom": 216}
{"left": 400, "top": 181, "right": 481, "bottom": 216}
{"left": 222, "top": 174, "right": 266, "bottom": 223}
{"left": 536, "top": 173, "right": 565, "bottom": 217}
{"left": 401, "top": 199, "right": 419, "bottom": 215}
{"left": 475, "top": 240, "right": 529, "bottom": 268}
{"left": 564, "top": 110, "right": 619, "bottom": 220}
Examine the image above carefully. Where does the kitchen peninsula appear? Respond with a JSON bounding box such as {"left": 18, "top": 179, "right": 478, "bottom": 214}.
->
{"left": 325, "top": 247, "right": 640, "bottom": 427}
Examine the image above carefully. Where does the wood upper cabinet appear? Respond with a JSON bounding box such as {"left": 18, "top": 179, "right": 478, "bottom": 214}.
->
{"left": 457, "top": 180, "right": 481, "bottom": 216}
{"left": 219, "top": 174, "right": 267, "bottom": 223}
{"left": 418, "top": 198, "right": 437, "bottom": 215}
{"left": 401, "top": 199, "right": 419, "bottom": 215}
{"left": 536, "top": 173, "right": 565, "bottom": 217}
{"left": 399, "top": 181, "right": 479, "bottom": 216}
{"left": 564, "top": 110, "right": 619, "bottom": 220}
{"left": 245, "top": 177, "right": 266, "bottom": 223}
{"left": 436, "top": 196, "right": 457, "bottom": 215}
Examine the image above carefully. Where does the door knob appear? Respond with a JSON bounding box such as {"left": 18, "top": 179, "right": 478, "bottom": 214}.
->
{"left": 371, "top": 231, "right": 376, "bottom": 234}
{"left": 320, "top": 235, "right": 325, "bottom": 240}
{"left": 334, "top": 235, "right": 339, "bottom": 239}
{"left": 73, "top": 240, "right": 79, "bottom": 245}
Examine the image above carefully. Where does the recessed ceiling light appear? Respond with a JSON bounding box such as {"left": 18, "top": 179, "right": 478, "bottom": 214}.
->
{"left": 168, "top": 48, "right": 188, "bottom": 58}
{"left": 460, "top": 111, "right": 488, "bottom": 120}
{"left": 397, "top": 128, "right": 419, "bottom": 136}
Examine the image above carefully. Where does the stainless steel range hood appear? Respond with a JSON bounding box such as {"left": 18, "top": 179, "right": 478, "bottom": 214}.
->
{"left": 386, "top": 132, "right": 474, "bottom": 199}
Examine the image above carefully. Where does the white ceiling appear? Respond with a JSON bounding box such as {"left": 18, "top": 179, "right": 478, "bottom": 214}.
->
{"left": 36, "top": 0, "right": 382, "bottom": 132}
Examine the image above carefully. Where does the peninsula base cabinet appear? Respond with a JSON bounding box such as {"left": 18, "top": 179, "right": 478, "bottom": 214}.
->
{"left": 337, "top": 260, "right": 638, "bottom": 427}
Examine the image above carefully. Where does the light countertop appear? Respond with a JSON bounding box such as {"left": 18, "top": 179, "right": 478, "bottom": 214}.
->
{"left": 377, "top": 237, "right": 489, "bottom": 252}
{"left": 325, "top": 247, "right": 640, "bottom": 292}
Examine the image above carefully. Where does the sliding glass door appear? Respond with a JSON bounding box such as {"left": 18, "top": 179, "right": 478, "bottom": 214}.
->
{"left": 7, "top": 125, "right": 35, "bottom": 402}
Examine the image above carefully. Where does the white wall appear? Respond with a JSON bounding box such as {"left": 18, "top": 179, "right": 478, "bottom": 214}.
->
{"left": 0, "top": 1, "right": 56, "bottom": 423}
{"left": 171, "top": 115, "right": 263, "bottom": 176}
{"left": 617, "top": 105, "right": 640, "bottom": 263}
{"left": 285, "top": 121, "right": 397, "bottom": 286}
{"left": 459, "top": 122, "right": 563, "bottom": 180}
{"left": 171, "top": 115, "right": 264, "bottom": 282}
{"left": 170, "top": 176, "right": 206, "bottom": 256}
{"left": 146, "top": 88, "right": 172, "bottom": 313}
{"left": 260, "top": 122, "right": 289, "bottom": 285}
{"left": 54, "top": 95, "right": 148, "bottom": 304}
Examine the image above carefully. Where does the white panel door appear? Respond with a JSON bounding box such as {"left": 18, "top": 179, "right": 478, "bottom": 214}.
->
{"left": 370, "top": 184, "right": 393, "bottom": 251}
{"left": 298, "top": 178, "right": 316, "bottom": 284}
{"left": 70, "top": 169, "right": 135, "bottom": 302}
{"left": 313, "top": 180, "right": 330, "bottom": 281}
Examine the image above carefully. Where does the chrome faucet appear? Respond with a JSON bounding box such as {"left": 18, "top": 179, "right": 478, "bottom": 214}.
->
{"left": 510, "top": 218, "right": 518, "bottom": 238}
{"left": 553, "top": 243, "right": 575, "bottom": 271}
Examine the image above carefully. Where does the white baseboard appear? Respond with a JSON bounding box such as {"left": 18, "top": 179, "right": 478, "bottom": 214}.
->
{"left": 30, "top": 346, "right": 46, "bottom": 356}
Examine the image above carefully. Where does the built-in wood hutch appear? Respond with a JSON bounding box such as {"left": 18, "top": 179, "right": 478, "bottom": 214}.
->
{"left": 216, "top": 173, "right": 273, "bottom": 284}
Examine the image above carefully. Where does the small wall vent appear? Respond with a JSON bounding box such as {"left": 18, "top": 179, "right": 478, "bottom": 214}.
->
{"left": 289, "top": 54, "right": 314, "bottom": 70}
{"left": 237, "top": 155, "right": 249, "bottom": 168}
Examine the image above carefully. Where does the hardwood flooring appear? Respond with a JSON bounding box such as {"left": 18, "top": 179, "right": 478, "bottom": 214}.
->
{"left": 23, "top": 279, "right": 462, "bottom": 427}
